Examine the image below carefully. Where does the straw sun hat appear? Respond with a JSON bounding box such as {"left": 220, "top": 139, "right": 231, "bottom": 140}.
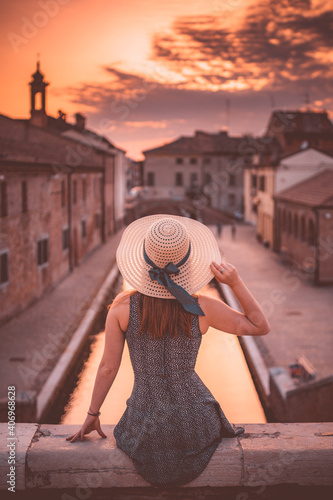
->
{"left": 116, "top": 214, "right": 221, "bottom": 313}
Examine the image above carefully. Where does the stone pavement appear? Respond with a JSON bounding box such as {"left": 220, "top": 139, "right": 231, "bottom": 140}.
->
{"left": 0, "top": 230, "right": 123, "bottom": 404}
{"left": 212, "top": 223, "right": 333, "bottom": 380}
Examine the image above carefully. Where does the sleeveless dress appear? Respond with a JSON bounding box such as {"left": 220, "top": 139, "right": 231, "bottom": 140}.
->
{"left": 113, "top": 292, "right": 245, "bottom": 486}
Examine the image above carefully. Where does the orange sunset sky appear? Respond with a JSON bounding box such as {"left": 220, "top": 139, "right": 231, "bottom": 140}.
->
{"left": 1, "top": 0, "right": 332, "bottom": 159}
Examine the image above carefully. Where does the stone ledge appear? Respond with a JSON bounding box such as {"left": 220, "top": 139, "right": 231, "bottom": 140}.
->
{"left": 0, "top": 423, "right": 38, "bottom": 491}
{"left": 0, "top": 423, "right": 332, "bottom": 491}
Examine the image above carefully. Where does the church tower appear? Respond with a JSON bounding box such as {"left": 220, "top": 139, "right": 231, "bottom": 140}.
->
{"left": 29, "top": 61, "right": 49, "bottom": 127}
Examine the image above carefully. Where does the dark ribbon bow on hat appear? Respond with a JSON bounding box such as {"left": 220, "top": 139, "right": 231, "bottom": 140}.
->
{"left": 143, "top": 241, "right": 205, "bottom": 316}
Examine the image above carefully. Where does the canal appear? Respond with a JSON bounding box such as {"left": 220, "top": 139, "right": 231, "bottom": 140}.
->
{"left": 57, "top": 278, "right": 266, "bottom": 426}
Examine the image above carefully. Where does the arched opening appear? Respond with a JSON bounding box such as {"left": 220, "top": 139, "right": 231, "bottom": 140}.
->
{"left": 282, "top": 210, "right": 287, "bottom": 232}
{"left": 300, "top": 216, "right": 306, "bottom": 242}
{"left": 288, "top": 212, "right": 292, "bottom": 235}
{"left": 308, "top": 219, "right": 316, "bottom": 246}
{"left": 294, "top": 213, "right": 298, "bottom": 239}
{"left": 35, "top": 91, "right": 43, "bottom": 111}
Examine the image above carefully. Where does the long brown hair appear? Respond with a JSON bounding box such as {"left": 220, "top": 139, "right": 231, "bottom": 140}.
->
{"left": 110, "top": 290, "right": 194, "bottom": 339}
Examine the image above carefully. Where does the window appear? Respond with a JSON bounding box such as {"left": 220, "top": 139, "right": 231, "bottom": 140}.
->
{"left": 308, "top": 219, "right": 315, "bottom": 246}
{"left": 0, "top": 181, "right": 7, "bottom": 217}
{"left": 300, "top": 216, "right": 306, "bottom": 242}
{"left": 229, "top": 174, "right": 236, "bottom": 187}
{"left": 176, "top": 158, "right": 183, "bottom": 165}
{"left": 228, "top": 193, "right": 236, "bottom": 206}
{"left": 73, "top": 180, "right": 77, "bottom": 204}
{"left": 81, "top": 219, "right": 86, "bottom": 239}
{"left": 294, "top": 214, "right": 298, "bottom": 239}
{"left": 0, "top": 251, "right": 9, "bottom": 285}
{"left": 94, "top": 178, "right": 100, "bottom": 200}
{"left": 288, "top": 212, "right": 292, "bottom": 235}
{"left": 190, "top": 158, "right": 197, "bottom": 165}
{"left": 37, "top": 237, "right": 49, "bottom": 266}
{"left": 61, "top": 180, "right": 66, "bottom": 207}
{"left": 147, "top": 172, "right": 155, "bottom": 186}
{"left": 82, "top": 179, "right": 86, "bottom": 204}
{"left": 203, "top": 157, "right": 211, "bottom": 165}
{"left": 62, "top": 227, "right": 69, "bottom": 251}
{"left": 175, "top": 172, "right": 183, "bottom": 186}
{"left": 282, "top": 210, "right": 287, "bottom": 232}
{"left": 22, "top": 181, "right": 28, "bottom": 213}
{"left": 259, "top": 175, "right": 266, "bottom": 191}
{"left": 95, "top": 213, "right": 100, "bottom": 229}
{"left": 251, "top": 174, "right": 257, "bottom": 189}
{"left": 190, "top": 172, "right": 198, "bottom": 187}
{"left": 204, "top": 173, "right": 212, "bottom": 184}
{"left": 277, "top": 209, "right": 282, "bottom": 230}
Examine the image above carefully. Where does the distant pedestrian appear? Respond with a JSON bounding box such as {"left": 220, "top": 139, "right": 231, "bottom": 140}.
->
{"left": 216, "top": 222, "right": 223, "bottom": 238}
{"left": 231, "top": 221, "right": 236, "bottom": 240}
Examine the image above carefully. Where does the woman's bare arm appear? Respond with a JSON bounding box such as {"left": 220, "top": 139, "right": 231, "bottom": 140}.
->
{"left": 199, "top": 261, "right": 270, "bottom": 336}
{"left": 66, "top": 297, "right": 128, "bottom": 442}
{"left": 88, "top": 302, "right": 126, "bottom": 413}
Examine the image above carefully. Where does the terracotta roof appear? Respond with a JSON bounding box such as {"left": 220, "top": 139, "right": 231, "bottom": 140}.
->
{"left": 266, "top": 110, "right": 333, "bottom": 134}
{"left": 274, "top": 169, "right": 333, "bottom": 207}
{"left": 45, "top": 115, "right": 120, "bottom": 150}
{"left": 143, "top": 130, "right": 244, "bottom": 155}
{"left": 0, "top": 114, "right": 115, "bottom": 167}
{"left": 0, "top": 113, "right": 122, "bottom": 167}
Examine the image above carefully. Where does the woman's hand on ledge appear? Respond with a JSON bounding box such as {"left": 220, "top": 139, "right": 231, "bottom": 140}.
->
{"left": 66, "top": 414, "right": 107, "bottom": 443}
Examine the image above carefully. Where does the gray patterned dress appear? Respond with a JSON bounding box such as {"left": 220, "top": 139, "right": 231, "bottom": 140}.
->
{"left": 114, "top": 292, "right": 245, "bottom": 486}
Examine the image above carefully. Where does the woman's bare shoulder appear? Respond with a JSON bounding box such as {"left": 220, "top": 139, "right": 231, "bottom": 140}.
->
{"left": 110, "top": 289, "right": 136, "bottom": 309}
{"left": 196, "top": 293, "right": 220, "bottom": 334}
{"left": 107, "top": 289, "right": 136, "bottom": 332}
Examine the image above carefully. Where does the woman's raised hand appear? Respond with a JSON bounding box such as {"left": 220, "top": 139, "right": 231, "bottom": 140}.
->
{"left": 66, "top": 414, "right": 107, "bottom": 443}
{"left": 210, "top": 261, "right": 241, "bottom": 288}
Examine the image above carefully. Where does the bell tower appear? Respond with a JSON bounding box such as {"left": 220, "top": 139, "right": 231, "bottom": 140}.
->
{"left": 29, "top": 60, "right": 49, "bottom": 127}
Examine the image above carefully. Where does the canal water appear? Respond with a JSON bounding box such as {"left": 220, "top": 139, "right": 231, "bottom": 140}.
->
{"left": 60, "top": 279, "right": 266, "bottom": 425}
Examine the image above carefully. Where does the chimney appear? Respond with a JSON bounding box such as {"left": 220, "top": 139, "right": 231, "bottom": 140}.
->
{"left": 75, "top": 113, "right": 86, "bottom": 131}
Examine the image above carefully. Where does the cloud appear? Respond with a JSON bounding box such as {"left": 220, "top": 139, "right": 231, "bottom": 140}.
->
{"left": 62, "top": 0, "right": 333, "bottom": 158}
{"left": 151, "top": 0, "right": 333, "bottom": 92}
{"left": 125, "top": 120, "right": 168, "bottom": 128}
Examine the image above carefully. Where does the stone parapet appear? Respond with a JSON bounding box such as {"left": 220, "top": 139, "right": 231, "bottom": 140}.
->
{"left": 1, "top": 423, "right": 332, "bottom": 493}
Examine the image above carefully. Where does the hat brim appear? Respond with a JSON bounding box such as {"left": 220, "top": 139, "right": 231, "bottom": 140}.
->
{"left": 116, "top": 214, "right": 221, "bottom": 299}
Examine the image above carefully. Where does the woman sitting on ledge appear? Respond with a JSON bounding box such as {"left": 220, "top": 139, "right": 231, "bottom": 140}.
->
{"left": 66, "top": 214, "right": 270, "bottom": 487}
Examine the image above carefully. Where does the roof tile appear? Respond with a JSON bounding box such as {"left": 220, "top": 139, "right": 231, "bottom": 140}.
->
{"left": 275, "top": 169, "right": 333, "bottom": 207}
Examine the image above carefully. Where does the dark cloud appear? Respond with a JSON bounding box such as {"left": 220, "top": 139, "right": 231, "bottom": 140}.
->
{"left": 67, "top": 81, "right": 317, "bottom": 154}
{"left": 152, "top": 0, "right": 333, "bottom": 90}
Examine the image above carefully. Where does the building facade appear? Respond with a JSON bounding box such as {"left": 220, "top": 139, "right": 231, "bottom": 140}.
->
{"left": 143, "top": 130, "right": 249, "bottom": 216}
{"left": 0, "top": 63, "right": 127, "bottom": 325}
{"left": 253, "top": 148, "right": 333, "bottom": 248}
{"left": 244, "top": 110, "right": 333, "bottom": 248}
{"left": 274, "top": 170, "right": 333, "bottom": 285}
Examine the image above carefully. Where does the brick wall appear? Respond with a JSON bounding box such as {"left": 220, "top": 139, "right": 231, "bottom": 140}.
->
{"left": 274, "top": 201, "right": 333, "bottom": 284}
{"left": 0, "top": 166, "right": 105, "bottom": 324}
{"left": 317, "top": 208, "right": 333, "bottom": 284}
